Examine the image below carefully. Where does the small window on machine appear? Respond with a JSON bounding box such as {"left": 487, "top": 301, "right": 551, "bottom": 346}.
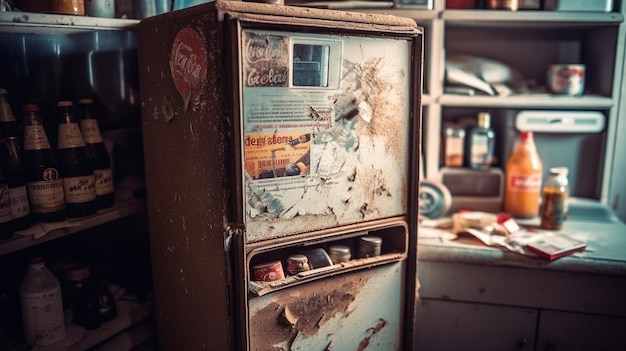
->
{"left": 292, "top": 44, "right": 330, "bottom": 87}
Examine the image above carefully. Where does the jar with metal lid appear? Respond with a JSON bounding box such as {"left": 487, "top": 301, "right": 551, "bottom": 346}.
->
{"left": 285, "top": 254, "right": 310, "bottom": 275}
{"left": 540, "top": 167, "right": 569, "bottom": 230}
{"left": 328, "top": 245, "right": 352, "bottom": 263}
{"left": 358, "top": 236, "right": 382, "bottom": 258}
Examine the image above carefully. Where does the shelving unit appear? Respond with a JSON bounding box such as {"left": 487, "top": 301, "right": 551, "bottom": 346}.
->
{"left": 0, "top": 198, "right": 145, "bottom": 256}
{"left": 0, "top": 11, "right": 151, "bottom": 351}
{"left": 358, "top": 1, "right": 626, "bottom": 221}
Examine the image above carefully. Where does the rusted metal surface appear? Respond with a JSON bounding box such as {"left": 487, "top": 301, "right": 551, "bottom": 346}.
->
{"left": 249, "top": 262, "right": 405, "bottom": 350}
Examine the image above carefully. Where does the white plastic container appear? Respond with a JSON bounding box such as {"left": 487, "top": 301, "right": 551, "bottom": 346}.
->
{"left": 19, "top": 257, "right": 66, "bottom": 347}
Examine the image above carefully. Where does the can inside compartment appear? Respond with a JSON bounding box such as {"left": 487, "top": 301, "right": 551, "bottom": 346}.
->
{"left": 246, "top": 223, "right": 408, "bottom": 295}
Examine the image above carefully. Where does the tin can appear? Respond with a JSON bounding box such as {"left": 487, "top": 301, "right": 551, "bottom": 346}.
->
{"left": 358, "top": 236, "right": 382, "bottom": 258}
{"left": 547, "top": 64, "right": 585, "bottom": 96}
{"left": 328, "top": 245, "right": 352, "bottom": 263}
{"left": 21, "top": 0, "right": 85, "bottom": 15}
{"left": 285, "top": 254, "right": 310, "bottom": 275}
{"left": 252, "top": 261, "right": 285, "bottom": 282}
{"left": 488, "top": 0, "right": 519, "bottom": 10}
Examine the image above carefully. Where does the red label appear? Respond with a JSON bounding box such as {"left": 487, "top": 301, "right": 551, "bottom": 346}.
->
{"left": 509, "top": 174, "right": 542, "bottom": 192}
{"left": 170, "top": 28, "right": 208, "bottom": 111}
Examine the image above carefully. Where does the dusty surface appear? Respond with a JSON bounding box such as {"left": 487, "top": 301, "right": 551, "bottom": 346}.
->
{"left": 249, "top": 273, "right": 369, "bottom": 350}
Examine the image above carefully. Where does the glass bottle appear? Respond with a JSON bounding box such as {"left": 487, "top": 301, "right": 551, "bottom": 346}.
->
{"left": 22, "top": 104, "right": 66, "bottom": 223}
{"left": 0, "top": 88, "right": 21, "bottom": 149}
{"left": 78, "top": 98, "right": 114, "bottom": 209}
{"left": 503, "top": 131, "right": 543, "bottom": 218}
{"left": 0, "top": 137, "right": 30, "bottom": 230}
{"left": 56, "top": 101, "right": 97, "bottom": 218}
{"left": 540, "top": 167, "right": 570, "bottom": 230}
{"left": 19, "top": 257, "right": 66, "bottom": 347}
{"left": 0, "top": 167, "right": 13, "bottom": 240}
{"left": 465, "top": 112, "right": 496, "bottom": 169}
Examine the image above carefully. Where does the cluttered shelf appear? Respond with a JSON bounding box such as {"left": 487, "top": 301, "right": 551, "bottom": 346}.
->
{"left": 0, "top": 197, "right": 146, "bottom": 256}
{"left": 30, "top": 299, "right": 154, "bottom": 351}
{"left": 417, "top": 198, "right": 626, "bottom": 277}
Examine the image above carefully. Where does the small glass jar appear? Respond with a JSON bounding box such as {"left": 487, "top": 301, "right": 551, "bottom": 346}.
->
{"left": 286, "top": 254, "right": 310, "bottom": 275}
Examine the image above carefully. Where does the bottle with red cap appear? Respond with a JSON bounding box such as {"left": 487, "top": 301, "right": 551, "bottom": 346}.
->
{"left": 22, "top": 104, "right": 66, "bottom": 223}
{"left": 503, "top": 131, "right": 543, "bottom": 218}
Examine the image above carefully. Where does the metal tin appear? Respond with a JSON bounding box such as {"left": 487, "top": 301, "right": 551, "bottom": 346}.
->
{"left": 252, "top": 261, "right": 285, "bottom": 282}
{"left": 285, "top": 254, "right": 310, "bottom": 275}
{"left": 547, "top": 64, "right": 585, "bottom": 96}
{"left": 358, "top": 236, "right": 382, "bottom": 258}
{"left": 488, "top": 0, "right": 519, "bottom": 10}
{"left": 328, "top": 245, "right": 352, "bottom": 263}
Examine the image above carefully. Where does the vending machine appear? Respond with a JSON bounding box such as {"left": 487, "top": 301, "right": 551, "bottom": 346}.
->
{"left": 137, "top": 1, "right": 422, "bottom": 349}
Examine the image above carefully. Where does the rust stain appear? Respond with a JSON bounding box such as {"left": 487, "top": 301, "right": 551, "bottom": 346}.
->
{"left": 249, "top": 273, "right": 370, "bottom": 350}
{"left": 356, "top": 319, "right": 388, "bottom": 351}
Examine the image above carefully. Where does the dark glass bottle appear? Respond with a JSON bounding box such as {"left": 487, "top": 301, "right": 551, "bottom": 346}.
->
{"left": 0, "top": 137, "right": 30, "bottom": 230}
{"left": 56, "top": 101, "right": 97, "bottom": 217}
{"left": 78, "top": 99, "right": 114, "bottom": 209}
{"left": 465, "top": 111, "right": 496, "bottom": 169}
{"left": 22, "top": 104, "right": 66, "bottom": 223}
{"left": 0, "top": 167, "right": 13, "bottom": 240}
{"left": 0, "top": 88, "right": 21, "bottom": 148}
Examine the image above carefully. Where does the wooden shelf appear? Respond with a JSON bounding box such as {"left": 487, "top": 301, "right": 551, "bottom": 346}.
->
{"left": 0, "top": 198, "right": 146, "bottom": 256}
{"left": 31, "top": 300, "right": 154, "bottom": 351}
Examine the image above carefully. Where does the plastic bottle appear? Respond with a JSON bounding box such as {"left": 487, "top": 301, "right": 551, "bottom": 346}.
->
{"left": 19, "top": 257, "right": 66, "bottom": 346}
{"left": 503, "top": 131, "right": 543, "bottom": 218}
{"left": 540, "top": 167, "right": 570, "bottom": 230}
{"left": 77, "top": 99, "right": 114, "bottom": 209}
{"left": 56, "top": 101, "right": 97, "bottom": 217}
{"left": 22, "top": 104, "right": 66, "bottom": 223}
{"left": 465, "top": 112, "right": 496, "bottom": 169}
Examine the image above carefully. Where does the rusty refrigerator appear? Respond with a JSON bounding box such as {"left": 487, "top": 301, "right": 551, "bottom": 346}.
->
{"left": 137, "top": 1, "right": 423, "bottom": 350}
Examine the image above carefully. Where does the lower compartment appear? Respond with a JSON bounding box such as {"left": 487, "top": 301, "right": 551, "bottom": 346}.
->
{"left": 248, "top": 261, "right": 406, "bottom": 351}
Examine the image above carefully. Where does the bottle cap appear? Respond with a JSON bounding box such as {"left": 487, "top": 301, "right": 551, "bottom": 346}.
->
{"left": 22, "top": 104, "right": 39, "bottom": 112}
{"left": 478, "top": 112, "right": 491, "bottom": 128}
{"left": 57, "top": 101, "right": 73, "bottom": 107}
{"left": 549, "top": 167, "right": 568, "bottom": 176}
{"left": 79, "top": 98, "right": 93, "bottom": 104}
{"left": 520, "top": 131, "right": 533, "bottom": 140}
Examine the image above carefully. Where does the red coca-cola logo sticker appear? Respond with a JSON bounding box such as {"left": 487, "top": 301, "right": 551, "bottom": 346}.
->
{"left": 170, "top": 28, "right": 208, "bottom": 111}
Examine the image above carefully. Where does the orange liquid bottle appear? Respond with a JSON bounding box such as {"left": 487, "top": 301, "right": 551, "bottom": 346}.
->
{"left": 504, "top": 131, "right": 543, "bottom": 218}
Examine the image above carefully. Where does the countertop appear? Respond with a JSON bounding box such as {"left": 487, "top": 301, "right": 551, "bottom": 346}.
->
{"left": 417, "top": 198, "right": 626, "bottom": 277}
